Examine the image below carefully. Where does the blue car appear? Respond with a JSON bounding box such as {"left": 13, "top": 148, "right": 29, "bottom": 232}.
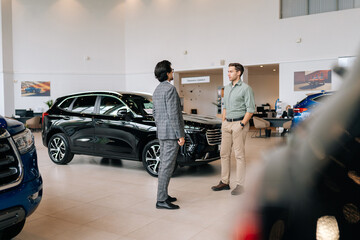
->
{"left": 25, "top": 87, "right": 41, "bottom": 94}
{"left": 292, "top": 91, "right": 334, "bottom": 127}
{"left": 0, "top": 116, "right": 42, "bottom": 239}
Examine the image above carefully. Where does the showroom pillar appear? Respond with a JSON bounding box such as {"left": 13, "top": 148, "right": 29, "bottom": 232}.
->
{"left": 0, "top": 0, "right": 14, "bottom": 117}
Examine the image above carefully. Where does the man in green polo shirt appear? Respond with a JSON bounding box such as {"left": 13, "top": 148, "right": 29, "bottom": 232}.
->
{"left": 211, "top": 63, "right": 255, "bottom": 195}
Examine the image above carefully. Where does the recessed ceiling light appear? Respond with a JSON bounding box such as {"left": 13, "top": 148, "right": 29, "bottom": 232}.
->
{"left": 260, "top": 65, "right": 264, "bottom": 68}
{"left": 273, "top": 69, "right": 277, "bottom": 71}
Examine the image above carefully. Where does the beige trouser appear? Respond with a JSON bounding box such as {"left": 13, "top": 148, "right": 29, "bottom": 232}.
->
{"left": 220, "top": 120, "right": 249, "bottom": 186}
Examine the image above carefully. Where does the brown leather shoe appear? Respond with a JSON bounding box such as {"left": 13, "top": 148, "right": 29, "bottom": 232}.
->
{"left": 211, "top": 181, "right": 230, "bottom": 191}
{"left": 231, "top": 185, "right": 244, "bottom": 195}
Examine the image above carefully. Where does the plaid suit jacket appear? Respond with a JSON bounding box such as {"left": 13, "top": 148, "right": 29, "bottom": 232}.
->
{"left": 153, "top": 81, "right": 185, "bottom": 140}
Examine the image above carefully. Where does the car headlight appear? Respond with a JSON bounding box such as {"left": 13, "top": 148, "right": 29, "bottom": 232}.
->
{"left": 184, "top": 125, "right": 203, "bottom": 134}
{"left": 12, "top": 128, "right": 34, "bottom": 154}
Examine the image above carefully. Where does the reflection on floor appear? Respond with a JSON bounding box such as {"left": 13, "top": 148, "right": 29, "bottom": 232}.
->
{"left": 16, "top": 131, "right": 285, "bottom": 240}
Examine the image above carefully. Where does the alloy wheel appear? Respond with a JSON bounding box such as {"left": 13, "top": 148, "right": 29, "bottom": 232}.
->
{"left": 144, "top": 144, "right": 161, "bottom": 175}
{"left": 49, "top": 137, "right": 66, "bottom": 162}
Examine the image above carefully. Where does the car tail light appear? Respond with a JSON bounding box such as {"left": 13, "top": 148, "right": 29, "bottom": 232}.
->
{"left": 233, "top": 213, "right": 261, "bottom": 240}
{"left": 42, "top": 112, "right": 49, "bottom": 125}
{"left": 293, "top": 108, "right": 308, "bottom": 113}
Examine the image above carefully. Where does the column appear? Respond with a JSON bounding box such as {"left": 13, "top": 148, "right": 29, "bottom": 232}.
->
{"left": 0, "top": 0, "right": 14, "bottom": 117}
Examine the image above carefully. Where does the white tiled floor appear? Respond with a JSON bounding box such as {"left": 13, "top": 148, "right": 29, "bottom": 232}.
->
{"left": 15, "top": 130, "right": 285, "bottom": 240}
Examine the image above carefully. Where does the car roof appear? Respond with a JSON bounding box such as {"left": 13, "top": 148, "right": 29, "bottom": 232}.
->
{"left": 305, "top": 91, "right": 334, "bottom": 97}
{"left": 56, "top": 91, "right": 152, "bottom": 101}
{"left": 117, "top": 91, "right": 153, "bottom": 99}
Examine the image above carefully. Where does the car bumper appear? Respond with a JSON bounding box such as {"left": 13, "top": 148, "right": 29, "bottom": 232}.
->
{"left": 177, "top": 145, "right": 220, "bottom": 166}
{"left": 0, "top": 175, "right": 43, "bottom": 224}
{"left": 0, "top": 207, "right": 26, "bottom": 231}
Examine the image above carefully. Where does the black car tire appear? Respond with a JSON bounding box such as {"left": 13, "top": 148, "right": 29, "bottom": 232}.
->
{"left": 0, "top": 220, "right": 25, "bottom": 239}
{"left": 48, "top": 133, "right": 74, "bottom": 165}
{"left": 142, "top": 139, "right": 178, "bottom": 177}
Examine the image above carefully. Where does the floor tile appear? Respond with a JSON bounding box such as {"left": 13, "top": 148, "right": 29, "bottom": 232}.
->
{"left": 16, "top": 131, "right": 283, "bottom": 239}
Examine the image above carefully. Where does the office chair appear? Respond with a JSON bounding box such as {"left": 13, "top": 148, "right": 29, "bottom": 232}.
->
{"left": 252, "top": 116, "right": 270, "bottom": 138}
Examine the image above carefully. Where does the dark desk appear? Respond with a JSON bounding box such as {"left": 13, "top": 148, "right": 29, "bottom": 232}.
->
{"left": 13, "top": 112, "right": 43, "bottom": 124}
{"left": 13, "top": 117, "right": 32, "bottom": 124}
{"left": 264, "top": 118, "right": 292, "bottom": 128}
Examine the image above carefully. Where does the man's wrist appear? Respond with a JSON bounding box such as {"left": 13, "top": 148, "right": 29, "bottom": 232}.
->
{"left": 240, "top": 122, "right": 245, "bottom": 127}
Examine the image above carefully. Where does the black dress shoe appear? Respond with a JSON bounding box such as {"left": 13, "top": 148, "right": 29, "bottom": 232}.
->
{"left": 167, "top": 195, "right": 177, "bottom": 202}
{"left": 156, "top": 200, "right": 180, "bottom": 210}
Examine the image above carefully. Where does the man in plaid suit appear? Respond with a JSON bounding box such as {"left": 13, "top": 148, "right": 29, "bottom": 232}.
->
{"left": 153, "top": 60, "right": 185, "bottom": 210}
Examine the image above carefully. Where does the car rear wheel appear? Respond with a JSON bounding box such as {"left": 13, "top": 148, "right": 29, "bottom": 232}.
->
{"left": 141, "top": 140, "right": 178, "bottom": 177}
{"left": 48, "top": 133, "right": 74, "bottom": 164}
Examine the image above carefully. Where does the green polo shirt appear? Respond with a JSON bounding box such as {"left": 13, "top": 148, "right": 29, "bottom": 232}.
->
{"left": 223, "top": 81, "right": 255, "bottom": 119}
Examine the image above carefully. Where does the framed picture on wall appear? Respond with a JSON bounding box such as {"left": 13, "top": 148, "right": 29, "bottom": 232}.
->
{"left": 294, "top": 70, "right": 332, "bottom": 91}
{"left": 21, "top": 81, "right": 50, "bottom": 97}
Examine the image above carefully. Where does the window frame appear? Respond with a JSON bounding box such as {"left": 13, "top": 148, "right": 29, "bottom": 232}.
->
{"left": 96, "top": 95, "right": 129, "bottom": 117}
{"left": 58, "top": 97, "right": 76, "bottom": 112}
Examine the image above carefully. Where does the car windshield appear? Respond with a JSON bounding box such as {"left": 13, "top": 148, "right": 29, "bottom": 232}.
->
{"left": 121, "top": 94, "right": 153, "bottom": 115}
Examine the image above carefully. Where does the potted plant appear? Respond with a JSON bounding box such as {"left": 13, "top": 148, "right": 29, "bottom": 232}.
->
{"left": 45, "top": 99, "right": 53, "bottom": 109}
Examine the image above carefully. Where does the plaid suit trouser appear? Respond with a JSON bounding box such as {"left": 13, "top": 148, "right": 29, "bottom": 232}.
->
{"left": 157, "top": 139, "right": 179, "bottom": 202}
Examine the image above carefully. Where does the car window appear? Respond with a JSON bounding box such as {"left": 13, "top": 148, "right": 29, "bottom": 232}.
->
{"left": 72, "top": 96, "right": 97, "bottom": 114}
{"left": 122, "top": 94, "right": 153, "bottom": 115}
{"left": 58, "top": 98, "right": 75, "bottom": 111}
{"left": 99, "top": 96, "right": 127, "bottom": 116}
{"left": 313, "top": 94, "right": 332, "bottom": 103}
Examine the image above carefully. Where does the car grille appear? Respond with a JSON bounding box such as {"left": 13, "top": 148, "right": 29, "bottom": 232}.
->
{"left": 0, "top": 132, "right": 23, "bottom": 191}
{"left": 206, "top": 128, "right": 221, "bottom": 145}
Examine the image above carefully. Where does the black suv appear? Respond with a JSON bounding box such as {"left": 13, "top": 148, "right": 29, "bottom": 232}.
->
{"left": 42, "top": 91, "right": 221, "bottom": 176}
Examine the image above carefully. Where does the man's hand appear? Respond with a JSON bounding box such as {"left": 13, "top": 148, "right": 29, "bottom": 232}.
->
{"left": 178, "top": 137, "right": 185, "bottom": 146}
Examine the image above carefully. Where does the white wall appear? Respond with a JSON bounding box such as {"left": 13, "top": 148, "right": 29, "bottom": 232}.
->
{"left": 123, "top": 0, "right": 360, "bottom": 68}
{"left": 2, "top": 0, "right": 360, "bottom": 114}
{"left": 178, "top": 72, "right": 223, "bottom": 116}
{"left": 9, "top": 0, "right": 126, "bottom": 114}
{"left": 123, "top": 0, "right": 360, "bottom": 105}
{"left": 13, "top": 73, "right": 126, "bottom": 112}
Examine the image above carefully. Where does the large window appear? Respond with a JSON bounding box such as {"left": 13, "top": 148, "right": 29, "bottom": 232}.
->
{"left": 281, "top": 0, "right": 360, "bottom": 18}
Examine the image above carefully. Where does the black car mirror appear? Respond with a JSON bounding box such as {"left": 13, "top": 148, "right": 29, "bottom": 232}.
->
{"left": 117, "top": 109, "right": 134, "bottom": 121}
{"left": 117, "top": 109, "right": 129, "bottom": 117}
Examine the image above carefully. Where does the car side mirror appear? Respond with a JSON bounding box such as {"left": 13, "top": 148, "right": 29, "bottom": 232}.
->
{"left": 117, "top": 109, "right": 128, "bottom": 117}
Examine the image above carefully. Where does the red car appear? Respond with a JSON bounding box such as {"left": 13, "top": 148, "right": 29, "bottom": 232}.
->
{"left": 307, "top": 75, "right": 325, "bottom": 86}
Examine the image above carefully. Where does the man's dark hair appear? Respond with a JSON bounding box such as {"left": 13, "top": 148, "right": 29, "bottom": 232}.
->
{"left": 154, "top": 60, "right": 172, "bottom": 82}
{"left": 229, "top": 63, "right": 244, "bottom": 77}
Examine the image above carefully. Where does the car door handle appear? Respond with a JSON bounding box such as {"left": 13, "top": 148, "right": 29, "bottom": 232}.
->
{"left": 95, "top": 120, "right": 104, "bottom": 125}
{"left": 62, "top": 116, "right": 70, "bottom": 120}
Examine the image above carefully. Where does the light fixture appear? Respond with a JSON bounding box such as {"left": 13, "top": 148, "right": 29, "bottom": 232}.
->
{"left": 260, "top": 65, "right": 264, "bottom": 68}
{"left": 273, "top": 69, "right": 277, "bottom": 72}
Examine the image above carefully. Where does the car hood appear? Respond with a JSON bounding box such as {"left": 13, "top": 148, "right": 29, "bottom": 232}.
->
{"left": 183, "top": 114, "right": 221, "bottom": 128}
{"left": 0, "top": 115, "right": 25, "bottom": 135}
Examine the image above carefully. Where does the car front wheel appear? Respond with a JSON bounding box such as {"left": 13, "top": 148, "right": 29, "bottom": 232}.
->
{"left": 48, "top": 133, "right": 74, "bottom": 164}
{"left": 141, "top": 140, "right": 178, "bottom": 177}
